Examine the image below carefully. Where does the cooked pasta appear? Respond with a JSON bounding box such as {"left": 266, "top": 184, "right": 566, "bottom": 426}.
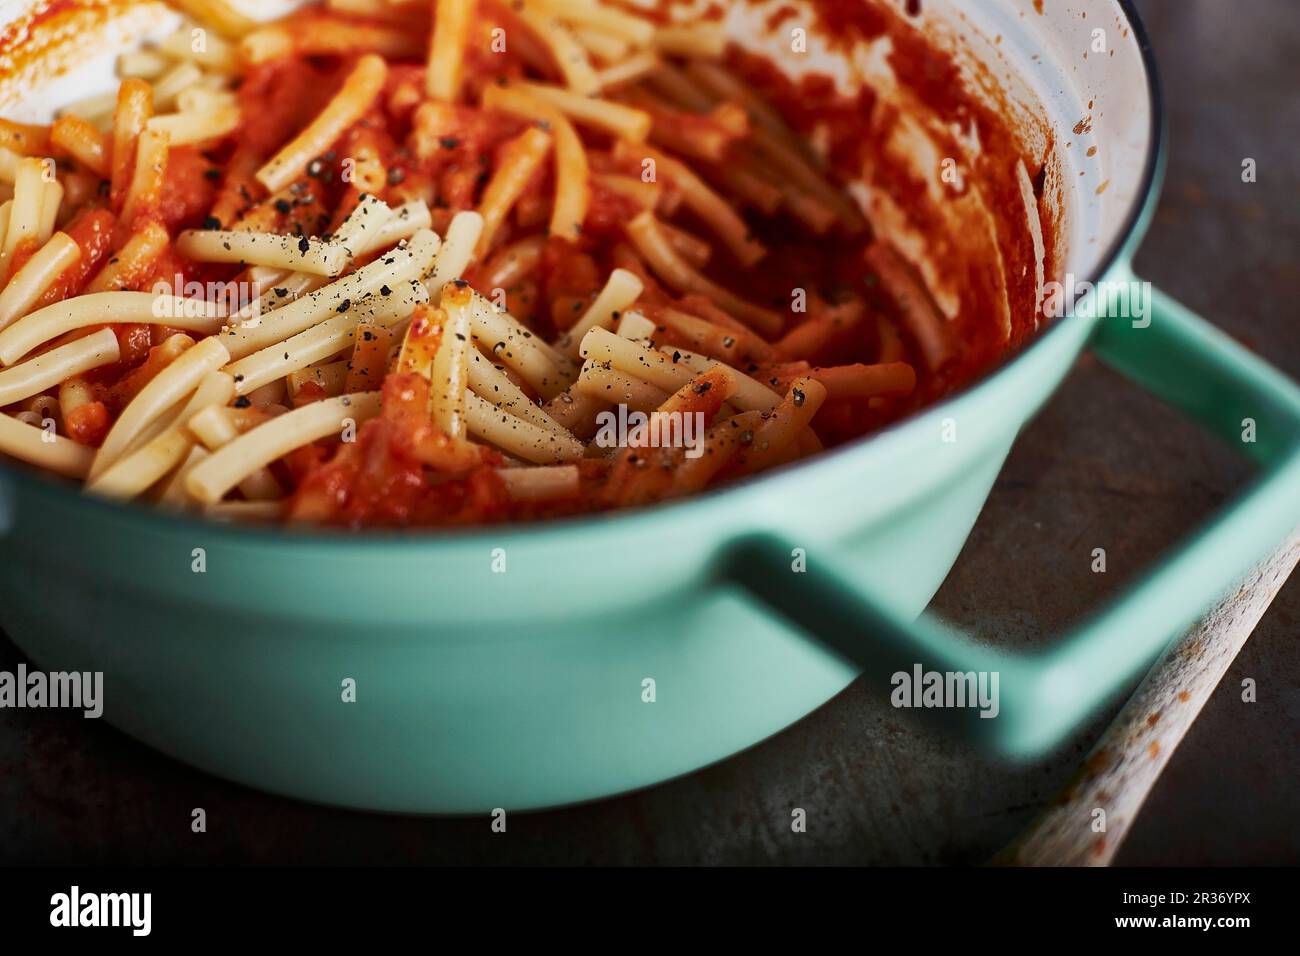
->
{"left": 0, "top": 0, "right": 1003, "bottom": 528}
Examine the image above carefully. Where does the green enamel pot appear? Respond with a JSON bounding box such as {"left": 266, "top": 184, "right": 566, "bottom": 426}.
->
{"left": 2, "top": 0, "right": 1299, "bottom": 812}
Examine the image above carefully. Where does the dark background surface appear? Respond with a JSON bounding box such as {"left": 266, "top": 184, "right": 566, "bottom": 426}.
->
{"left": 1, "top": 0, "right": 1297, "bottom": 864}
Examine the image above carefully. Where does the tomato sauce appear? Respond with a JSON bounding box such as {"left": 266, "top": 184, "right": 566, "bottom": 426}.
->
{"left": 0, "top": 0, "right": 1062, "bottom": 529}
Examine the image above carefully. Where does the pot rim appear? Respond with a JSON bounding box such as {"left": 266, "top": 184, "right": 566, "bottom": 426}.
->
{"left": 0, "top": 0, "right": 1165, "bottom": 550}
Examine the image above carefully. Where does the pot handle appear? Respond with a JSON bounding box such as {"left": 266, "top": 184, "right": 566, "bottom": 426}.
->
{"left": 721, "top": 284, "right": 1300, "bottom": 757}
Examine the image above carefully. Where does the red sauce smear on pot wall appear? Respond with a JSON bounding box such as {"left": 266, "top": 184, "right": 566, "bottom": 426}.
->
{"left": 731, "top": 0, "right": 1060, "bottom": 397}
